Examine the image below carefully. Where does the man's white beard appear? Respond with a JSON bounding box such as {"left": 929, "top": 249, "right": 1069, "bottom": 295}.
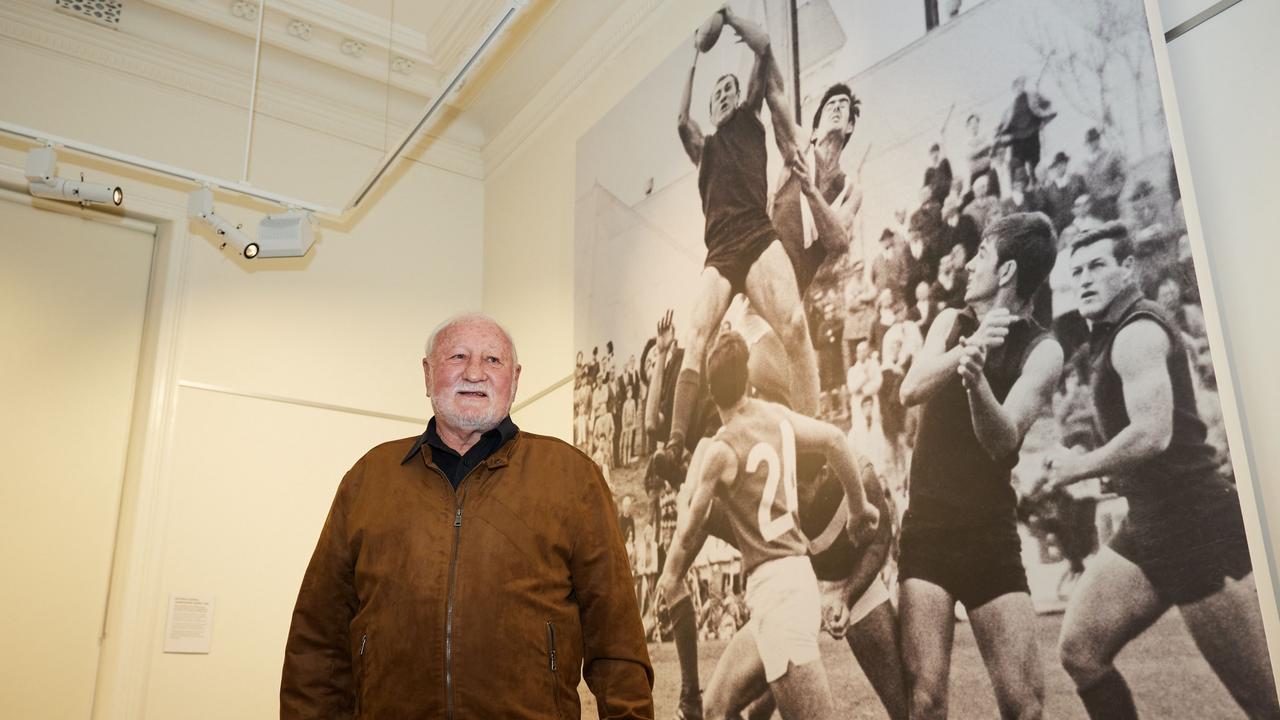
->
{"left": 432, "top": 386, "right": 515, "bottom": 432}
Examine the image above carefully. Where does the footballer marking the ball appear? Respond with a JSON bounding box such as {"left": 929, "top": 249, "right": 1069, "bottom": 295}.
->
{"left": 695, "top": 9, "right": 725, "bottom": 53}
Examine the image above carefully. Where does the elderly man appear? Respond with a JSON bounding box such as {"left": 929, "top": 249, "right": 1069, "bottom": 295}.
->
{"left": 281, "top": 313, "right": 654, "bottom": 719}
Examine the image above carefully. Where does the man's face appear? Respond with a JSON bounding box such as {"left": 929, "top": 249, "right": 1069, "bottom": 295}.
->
{"left": 423, "top": 319, "right": 521, "bottom": 435}
{"left": 710, "top": 75, "right": 739, "bottom": 128}
{"left": 816, "top": 93, "right": 853, "bottom": 140}
{"left": 1073, "top": 195, "right": 1092, "bottom": 219}
{"left": 880, "top": 234, "right": 894, "bottom": 256}
{"left": 929, "top": 148, "right": 940, "bottom": 165}
{"left": 856, "top": 341, "right": 869, "bottom": 361}
{"left": 1138, "top": 202, "right": 1158, "bottom": 226}
{"left": 1070, "top": 239, "right": 1133, "bottom": 320}
{"left": 859, "top": 396, "right": 875, "bottom": 421}
{"left": 1156, "top": 278, "right": 1181, "bottom": 311}
{"left": 621, "top": 495, "right": 633, "bottom": 515}
{"left": 916, "top": 282, "right": 931, "bottom": 305}
{"left": 964, "top": 236, "right": 1001, "bottom": 304}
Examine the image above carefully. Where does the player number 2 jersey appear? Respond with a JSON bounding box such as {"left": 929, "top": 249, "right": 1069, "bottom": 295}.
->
{"left": 714, "top": 407, "right": 811, "bottom": 577}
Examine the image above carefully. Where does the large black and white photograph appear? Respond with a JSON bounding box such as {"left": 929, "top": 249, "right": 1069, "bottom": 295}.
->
{"left": 572, "top": 0, "right": 1278, "bottom": 717}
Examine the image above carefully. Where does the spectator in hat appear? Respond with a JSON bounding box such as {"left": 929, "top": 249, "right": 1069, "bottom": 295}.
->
{"left": 1083, "top": 127, "right": 1126, "bottom": 220}
{"left": 1042, "top": 151, "right": 1087, "bottom": 234}
{"left": 872, "top": 227, "right": 910, "bottom": 300}
{"left": 924, "top": 142, "right": 954, "bottom": 206}
{"left": 1130, "top": 179, "right": 1180, "bottom": 297}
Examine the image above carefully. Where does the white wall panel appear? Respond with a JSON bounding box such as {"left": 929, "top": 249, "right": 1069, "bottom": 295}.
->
{"left": 1165, "top": 0, "right": 1280, "bottom": 582}
{"left": 0, "top": 199, "right": 153, "bottom": 719}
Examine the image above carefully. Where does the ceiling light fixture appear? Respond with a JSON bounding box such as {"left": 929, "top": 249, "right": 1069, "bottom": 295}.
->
{"left": 25, "top": 145, "right": 124, "bottom": 207}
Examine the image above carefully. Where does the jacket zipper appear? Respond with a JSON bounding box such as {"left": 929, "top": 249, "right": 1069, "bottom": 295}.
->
{"left": 444, "top": 483, "right": 470, "bottom": 720}
{"left": 546, "top": 621, "right": 558, "bottom": 672}
{"left": 547, "top": 621, "right": 561, "bottom": 720}
{"left": 356, "top": 634, "right": 367, "bottom": 716}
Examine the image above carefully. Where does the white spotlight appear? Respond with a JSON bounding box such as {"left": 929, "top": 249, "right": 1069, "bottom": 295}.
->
{"left": 25, "top": 146, "right": 123, "bottom": 206}
{"left": 188, "top": 187, "right": 259, "bottom": 259}
{"left": 256, "top": 211, "right": 316, "bottom": 258}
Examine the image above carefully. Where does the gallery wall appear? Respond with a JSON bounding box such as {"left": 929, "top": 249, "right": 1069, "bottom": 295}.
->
{"left": 0, "top": 0, "right": 1275, "bottom": 716}
{"left": 0, "top": 10, "right": 486, "bottom": 717}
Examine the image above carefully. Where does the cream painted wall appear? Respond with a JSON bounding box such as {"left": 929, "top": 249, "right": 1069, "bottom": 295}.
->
{"left": 0, "top": 198, "right": 154, "bottom": 720}
{"left": 1, "top": 14, "right": 485, "bottom": 719}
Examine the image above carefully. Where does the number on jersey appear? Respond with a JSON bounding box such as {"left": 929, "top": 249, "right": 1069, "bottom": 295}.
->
{"left": 747, "top": 420, "right": 799, "bottom": 542}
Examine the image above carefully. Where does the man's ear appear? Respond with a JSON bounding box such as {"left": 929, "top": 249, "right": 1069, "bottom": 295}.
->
{"left": 998, "top": 259, "right": 1018, "bottom": 289}
{"left": 422, "top": 357, "right": 432, "bottom": 397}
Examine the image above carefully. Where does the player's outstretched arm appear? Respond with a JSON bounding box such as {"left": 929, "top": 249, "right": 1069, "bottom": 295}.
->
{"left": 900, "top": 308, "right": 964, "bottom": 406}
{"left": 794, "top": 148, "right": 859, "bottom": 255}
{"left": 964, "top": 336, "right": 1063, "bottom": 459}
{"left": 838, "top": 465, "right": 892, "bottom": 603}
{"left": 676, "top": 42, "right": 705, "bottom": 165}
{"left": 789, "top": 411, "right": 879, "bottom": 546}
{"left": 644, "top": 310, "right": 675, "bottom": 437}
{"left": 1045, "top": 319, "right": 1174, "bottom": 487}
{"left": 655, "top": 440, "right": 730, "bottom": 600}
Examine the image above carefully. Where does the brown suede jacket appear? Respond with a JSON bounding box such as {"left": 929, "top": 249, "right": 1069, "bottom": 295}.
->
{"left": 280, "top": 430, "right": 654, "bottom": 719}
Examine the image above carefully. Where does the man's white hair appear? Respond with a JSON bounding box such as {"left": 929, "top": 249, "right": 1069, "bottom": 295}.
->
{"left": 425, "top": 312, "right": 519, "bottom": 365}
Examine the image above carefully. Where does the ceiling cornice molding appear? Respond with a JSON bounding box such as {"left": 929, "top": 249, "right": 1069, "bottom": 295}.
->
{"left": 431, "top": 0, "right": 503, "bottom": 73}
{"left": 479, "top": 0, "right": 672, "bottom": 179}
{"left": 144, "top": 0, "right": 441, "bottom": 95}
{"left": 3, "top": 3, "right": 240, "bottom": 99}
{"left": 0, "top": 2, "right": 483, "bottom": 178}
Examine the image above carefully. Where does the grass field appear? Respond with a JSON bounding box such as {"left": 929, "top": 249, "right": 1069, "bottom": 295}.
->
{"left": 575, "top": 609, "right": 1244, "bottom": 718}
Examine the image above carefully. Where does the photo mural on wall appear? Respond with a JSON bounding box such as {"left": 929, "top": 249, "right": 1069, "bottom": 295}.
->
{"left": 573, "top": 1, "right": 1278, "bottom": 717}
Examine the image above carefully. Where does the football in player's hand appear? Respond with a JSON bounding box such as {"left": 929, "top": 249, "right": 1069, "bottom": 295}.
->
{"left": 695, "top": 11, "right": 725, "bottom": 53}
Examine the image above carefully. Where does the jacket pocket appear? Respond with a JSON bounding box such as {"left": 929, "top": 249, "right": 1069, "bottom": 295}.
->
{"left": 546, "top": 621, "right": 562, "bottom": 720}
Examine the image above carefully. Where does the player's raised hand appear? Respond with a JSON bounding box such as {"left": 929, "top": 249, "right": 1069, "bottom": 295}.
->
{"left": 656, "top": 309, "right": 676, "bottom": 354}
{"left": 968, "top": 307, "right": 1013, "bottom": 350}
{"left": 1038, "top": 444, "right": 1086, "bottom": 495}
{"left": 957, "top": 341, "right": 987, "bottom": 388}
{"left": 792, "top": 149, "right": 819, "bottom": 199}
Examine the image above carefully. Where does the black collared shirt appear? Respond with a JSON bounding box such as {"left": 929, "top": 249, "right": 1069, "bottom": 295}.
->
{"left": 400, "top": 416, "right": 519, "bottom": 488}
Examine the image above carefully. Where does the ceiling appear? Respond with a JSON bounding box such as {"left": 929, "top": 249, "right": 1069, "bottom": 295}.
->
{"left": 23, "top": 0, "right": 623, "bottom": 150}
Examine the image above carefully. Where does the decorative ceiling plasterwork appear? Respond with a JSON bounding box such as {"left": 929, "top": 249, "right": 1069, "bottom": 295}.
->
{"left": 0, "top": 1, "right": 485, "bottom": 177}
{"left": 147, "top": 0, "right": 438, "bottom": 93}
